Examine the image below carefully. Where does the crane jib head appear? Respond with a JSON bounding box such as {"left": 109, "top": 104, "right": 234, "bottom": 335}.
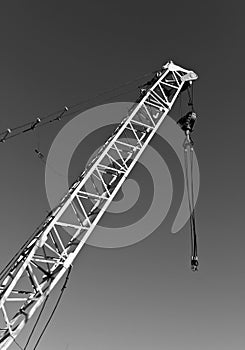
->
{"left": 162, "top": 60, "right": 198, "bottom": 82}
{"left": 181, "top": 71, "right": 198, "bottom": 82}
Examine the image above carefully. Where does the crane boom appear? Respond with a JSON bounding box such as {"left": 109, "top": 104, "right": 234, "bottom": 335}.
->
{"left": 0, "top": 61, "right": 198, "bottom": 349}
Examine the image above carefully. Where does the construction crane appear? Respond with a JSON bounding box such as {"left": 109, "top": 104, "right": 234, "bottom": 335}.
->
{"left": 0, "top": 60, "right": 198, "bottom": 349}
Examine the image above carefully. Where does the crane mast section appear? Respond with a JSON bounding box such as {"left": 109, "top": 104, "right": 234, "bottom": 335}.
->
{"left": 0, "top": 61, "right": 197, "bottom": 349}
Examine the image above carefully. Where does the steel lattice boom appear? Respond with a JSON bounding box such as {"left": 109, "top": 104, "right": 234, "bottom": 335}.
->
{"left": 0, "top": 61, "right": 198, "bottom": 349}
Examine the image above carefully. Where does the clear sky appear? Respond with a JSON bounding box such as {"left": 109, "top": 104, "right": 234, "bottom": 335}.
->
{"left": 0, "top": 1, "right": 244, "bottom": 349}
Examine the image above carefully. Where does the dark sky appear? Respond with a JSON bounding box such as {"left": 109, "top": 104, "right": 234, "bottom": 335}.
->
{"left": 0, "top": 1, "right": 244, "bottom": 349}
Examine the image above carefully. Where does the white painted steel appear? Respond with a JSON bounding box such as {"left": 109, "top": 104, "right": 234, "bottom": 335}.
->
{"left": 0, "top": 61, "right": 197, "bottom": 349}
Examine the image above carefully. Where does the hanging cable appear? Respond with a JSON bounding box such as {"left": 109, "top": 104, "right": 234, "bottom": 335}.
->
{"left": 183, "top": 133, "right": 198, "bottom": 271}
{"left": 191, "top": 82, "right": 194, "bottom": 111}
{"left": 0, "top": 71, "right": 153, "bottom": 144}
{"left": 6, "top": 268, "right": 71, "bottom": 350}
{"left": 186, "top": 82, "right": 195, "bottom": 113}
{"left": 183, "top": 140, "right": 194, "bottom": 254}
{"left": 32, "top": 266, "right": 72, "bottom": 350}
{"left": 23, "top": 294, "right": 50, "bottom": 350}
{"left": 0, "top": 84, "right": 141, "bottom": 147}
{"left": 177, "top": 102, "right": 199, "bottom": 271}
{"left": 22, "top": 118, "right": 41, "bottom": 133}
{"left": 9, "top": 335, "right": 24, "bottom": 350}
{"left": 188, "top": 83, "right": 198, "bottom": 261}
{"left": 190, "top": 141, "right": 198, "bottom": 257}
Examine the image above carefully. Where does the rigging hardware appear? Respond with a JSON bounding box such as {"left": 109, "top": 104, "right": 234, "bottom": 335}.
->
{"left": 0, "top": 60, "right": 199, "bottom": 349}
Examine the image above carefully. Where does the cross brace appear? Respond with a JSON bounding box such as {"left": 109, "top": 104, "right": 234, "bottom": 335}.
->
{"left": 0, "top": 61, "right": 197, "bottom": 349}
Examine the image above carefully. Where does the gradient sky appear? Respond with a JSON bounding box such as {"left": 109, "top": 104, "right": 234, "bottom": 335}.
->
{"left": 0, "top": 1, "right": 244, "bottom": 350}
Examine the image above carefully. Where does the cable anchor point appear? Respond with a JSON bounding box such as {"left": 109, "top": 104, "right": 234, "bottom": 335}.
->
{"left": 54, "top": 106, "right": 69, "bottom": 121}
{"left": 0, "top": 128, "right": 11, "bottom": 143}
{"left": 23, "top": 117, "right": 41, "bottom": 133}
{"left": 30, "top": 117, "right": 41, "bottom": 130}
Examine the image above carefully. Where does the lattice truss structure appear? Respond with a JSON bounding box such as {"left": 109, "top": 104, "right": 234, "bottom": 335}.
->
{"left": 0, "top": 61, "right": 198, "bottom": 349}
